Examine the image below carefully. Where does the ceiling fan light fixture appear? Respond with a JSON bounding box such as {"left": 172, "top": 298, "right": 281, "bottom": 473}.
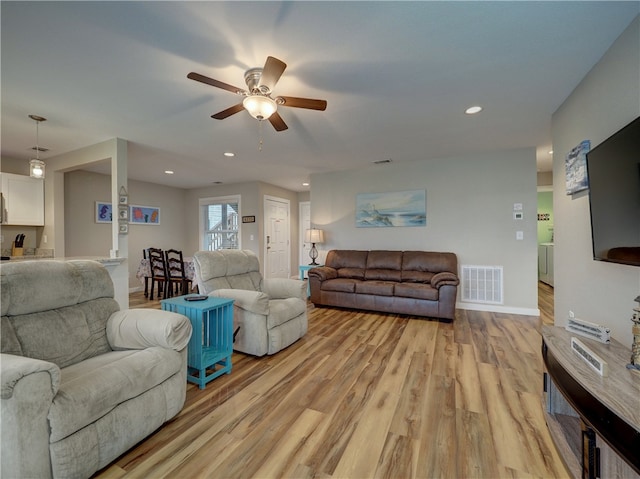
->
{"left": 243, "top": 95, "right": 277, "bottom": 120}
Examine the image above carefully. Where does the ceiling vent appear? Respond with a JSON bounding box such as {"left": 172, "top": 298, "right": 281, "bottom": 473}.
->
{"left": 31, "top": 146, "right": 49, "bottom": 152}
{"left": 373, "top": 159, "right": 392, "bottom": 165}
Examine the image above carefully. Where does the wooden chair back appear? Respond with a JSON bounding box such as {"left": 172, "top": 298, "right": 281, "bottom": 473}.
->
{"left": 148, "top": 247, "right": 167, "bottom": 300}
{"left": 165, "top": 249, "right": 191, "bottom": 297}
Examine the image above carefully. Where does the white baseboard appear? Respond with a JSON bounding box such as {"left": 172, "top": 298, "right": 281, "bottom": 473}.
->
{"left": 456, "top": 302, "right": 540, "bottom": 317}
{"left": 129, "top": 286, "right": 144, "bottom": 293}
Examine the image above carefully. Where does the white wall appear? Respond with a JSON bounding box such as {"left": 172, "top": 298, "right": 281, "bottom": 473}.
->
{"left": 64, "top": 170, "right": 188, "bottom": 288}
{"left": 552, "top": 16, "right": 640, "bottom": 348}
{"left": 310, "top": 148, "right": 539, "bottom": 314}
{"left": 184, "top": 181, "right": 300, "bottom": 275}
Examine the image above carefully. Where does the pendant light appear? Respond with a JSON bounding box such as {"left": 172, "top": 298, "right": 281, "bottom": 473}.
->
{"left": 29, "top": 114, "right": 47, "bottom": 179}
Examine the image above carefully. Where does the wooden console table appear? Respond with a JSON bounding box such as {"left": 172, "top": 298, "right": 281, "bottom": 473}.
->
{"left": 542, "top": 326, "right": 640, "bottom": 479}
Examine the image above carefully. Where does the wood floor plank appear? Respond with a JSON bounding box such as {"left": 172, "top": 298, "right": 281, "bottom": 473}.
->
{"left": 455, "top": 408, "right": 500, "bottom": 479}
{"left": 92, "top": 290, "right": 568, "bottom": 479}
{"left": 415, "top": 374, "right": 457, "bottom": 478}
{"left": 455, "top": 342, "right": 485, "bottom": 413}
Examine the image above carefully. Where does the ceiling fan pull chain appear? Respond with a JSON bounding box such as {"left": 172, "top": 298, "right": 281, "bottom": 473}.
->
{"left": 258, "top": 119, "right": 264, "bottom": 151}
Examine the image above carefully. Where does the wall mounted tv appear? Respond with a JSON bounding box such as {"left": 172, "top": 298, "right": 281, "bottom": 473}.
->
{"left": 586, "top": 115, "right": 640, "bottom": 267}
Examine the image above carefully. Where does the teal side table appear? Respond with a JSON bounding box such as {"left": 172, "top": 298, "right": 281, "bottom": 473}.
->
{"left": 299, "top": 264, "right": 322, "bottom": 297}
{"left": 161, "top": 294, "right": 234, "bottom": 389}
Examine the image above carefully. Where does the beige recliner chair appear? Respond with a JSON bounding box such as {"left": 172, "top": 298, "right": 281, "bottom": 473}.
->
{"left": 1, "top": 260, "right": 192, "bottom": 479}
{"left": 193, "top": 250, "right": 307, "bottom": 356}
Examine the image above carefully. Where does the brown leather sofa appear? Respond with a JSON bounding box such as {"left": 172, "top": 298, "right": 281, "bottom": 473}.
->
{"left": 308, "top": 250, "right": 459, "bottom": 321}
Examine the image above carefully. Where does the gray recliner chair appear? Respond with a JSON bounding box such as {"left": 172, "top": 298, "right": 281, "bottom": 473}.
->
{"left": 1, "top": 260, "right": 192, "bottom": 479}
{"left": 193, "top": 250, "right": 308, "bottom": 356}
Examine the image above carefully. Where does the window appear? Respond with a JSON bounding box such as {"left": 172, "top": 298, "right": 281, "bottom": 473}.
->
{"left": 200, "top": 196, "right": 240, "bottom": 250}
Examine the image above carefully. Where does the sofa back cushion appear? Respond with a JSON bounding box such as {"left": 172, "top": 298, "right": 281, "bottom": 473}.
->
{"left": 364, "top": 250, "right": 403, "bottom": 281}
{"left": 402, "top": 251, "right": 458, "bottom": 274}
{"left": 193, "top": 250, "right": 264, "bottom": 294}
{"left": 1, "top": 260, "right": 119, "bottom": 368}
{"left": 325, "top": 250, "right": 369, "bottom": 280}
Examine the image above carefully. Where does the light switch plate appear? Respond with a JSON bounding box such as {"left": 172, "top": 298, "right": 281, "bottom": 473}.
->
{"left": 516, "top": 231, "right": 524, "bottom": 240}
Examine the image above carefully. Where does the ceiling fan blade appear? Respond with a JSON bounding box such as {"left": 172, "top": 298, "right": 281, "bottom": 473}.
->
{"left": 187, "top": 72, "right": 245, "bottom": 95}
{"left": 212, "top": 103, "right": 245, "bottom": 120}
{"left": 277, "top": 96, "right": 327, "bottom": 111}
{"left": 259, "top": 56, "right": 287, "bottom": 92}
{"left": 268, "top": 111, "right": 288, "bottom": 131}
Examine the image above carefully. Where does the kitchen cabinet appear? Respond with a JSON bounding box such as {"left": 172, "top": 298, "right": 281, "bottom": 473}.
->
{"left": 0, "top": 173, "right": 44, "bottom": 226}
{"left": 538, "top": 242, "right": 554, "bottom": 286}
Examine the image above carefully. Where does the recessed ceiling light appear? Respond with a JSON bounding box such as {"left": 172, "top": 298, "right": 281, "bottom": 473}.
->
{"left": 465, "top": 105, "right": 483, "bottom": 115}
{"left": 302, "top": 182, "right": 310, "bottom": 186}
{"left": 164, "top": 170, "right": 174, "bottom": 175}
{"left": 224, "top": 152, "right": 235, "bottom": 157}
{"left": 548, "top": 150, "right": 554, "bottom": 155}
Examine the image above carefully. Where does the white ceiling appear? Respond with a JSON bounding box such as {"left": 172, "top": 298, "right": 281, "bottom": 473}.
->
{"left": 2, "top": 2, "right": 638, "bottom": 191}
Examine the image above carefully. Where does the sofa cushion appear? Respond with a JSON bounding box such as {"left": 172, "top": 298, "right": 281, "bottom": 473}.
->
{"left": 2, "top": 298, "right": 118, "bottom": 369}
{"left": 325, "top": 250, "right": 368, "bottom": 269}
{"left": 321, "top": 278, "right": 359, "bottom": 293}
{"left": 402, "top": 251, "right": 457, "bottom": 274}
{"left": 193, "top": 250, "right": 263, "bottom": 294}
{"left": 365, "top": 269, "right": 401, "bottom": 282}
{"left": 1, "top": 260, "right": 115, "bottom": 317}
{"left": 394, "top": 283, "right": 439, "bottom": 301}
{"left": 366, "top": 250, "right": 402, "bottom": 270}
{"left": 400, "top": 271, "right": 435, "bottom": 283}
{"left": 48, "top": 347, "right": 183, "bottom": 442}
{"left": 337, "top": 268, "right": 365, "bottom": 280}
{"left": 355, "top": 281, "right": 395, "bottom": 296}
{"left": 267, "top": 298, "right": 307, "bottom": 329}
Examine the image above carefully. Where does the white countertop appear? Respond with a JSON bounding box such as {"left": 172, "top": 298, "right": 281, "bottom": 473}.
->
{"left": 2, "top": 256, "right": 126, "bottom": 264}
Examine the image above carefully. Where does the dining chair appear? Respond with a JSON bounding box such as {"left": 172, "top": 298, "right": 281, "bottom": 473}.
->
{"left": 164, "top": 249, "right": 191, "bottom": 297}
{"left": 148, "top": 247, "right": 168, "bottom": 300}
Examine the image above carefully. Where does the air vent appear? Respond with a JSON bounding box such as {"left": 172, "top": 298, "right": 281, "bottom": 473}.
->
{"left": 372, "top": 159, "right": 392, "bottom": 165}
{"left": 31, "top": 146, "right": 49, "bottom": 152}
{"left": 461, "top": 265, "right": 503, "bottom": 304}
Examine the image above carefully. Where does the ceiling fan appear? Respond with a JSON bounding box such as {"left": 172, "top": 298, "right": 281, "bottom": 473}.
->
{"left": 188, "top": 56, "right": 327, "bottom": 132}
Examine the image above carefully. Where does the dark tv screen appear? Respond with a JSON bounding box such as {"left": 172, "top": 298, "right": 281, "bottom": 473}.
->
{"left": 586, "top": 116, "right": 640, "bottom": 267}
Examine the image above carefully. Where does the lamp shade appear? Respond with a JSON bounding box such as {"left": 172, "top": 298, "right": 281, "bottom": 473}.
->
{"left": 305, "top": 229, "right": 324, "bottom": 244}
{"left": 30, "top": 159, "right": 45, "bottom": 179}
{"left": 243, "top": 95, "right": 277, "bottom": 120}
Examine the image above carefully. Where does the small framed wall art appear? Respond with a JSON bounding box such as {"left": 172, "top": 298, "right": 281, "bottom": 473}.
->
{"left": 130, "top": 205, "right": 160, "bottom": 225}
{"left": 95, "top": 202, "right": 112, "bottom": 223}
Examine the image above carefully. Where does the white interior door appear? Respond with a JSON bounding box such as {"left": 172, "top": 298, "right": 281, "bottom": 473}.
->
{"left": 299, "top": 201, "right": 311, "bottom": 269}
{"left": 264, "top": 196, "right": 290, "bottom": 279}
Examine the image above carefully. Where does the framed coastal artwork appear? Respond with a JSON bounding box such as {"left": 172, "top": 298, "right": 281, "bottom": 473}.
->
{"left": 565, "top": 140, "right": 590, "bottom": 195}
{"left": 95, "top": 202, "right": 113, "bottom": 223}
{"left": 129, "top": 205, "right": 160, "bottom": 225}
{"left": 356, "top": 189, "right": 426, "bottom": 228}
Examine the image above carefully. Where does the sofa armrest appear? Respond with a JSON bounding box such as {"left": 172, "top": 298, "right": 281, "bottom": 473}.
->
{"left": 211, "top": 289, "right": 270, "bottom": 316}
{"left": 1, "top": 353, "right": 59, "bottom": 479}
{"left": 263, "top": 278, "right": 306, "bottom": 301}
{"left": 307, "top": 266, "right": 337, "bottom": 281}
{"left": 431, "top": 272, "right": 460, "bottom": 289}
{"left": 1, "top": 353, "right": 60, "bottom": 400}
{"left": 106, "top": 309, "right": 192, "bottom": 351}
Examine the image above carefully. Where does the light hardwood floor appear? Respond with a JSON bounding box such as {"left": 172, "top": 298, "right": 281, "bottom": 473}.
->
{"left": 95, "top": 283, "right": 565, "bottom": 478}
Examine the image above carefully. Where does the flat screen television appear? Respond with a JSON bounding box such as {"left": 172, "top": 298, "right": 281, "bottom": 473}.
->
{"left": 586, "top": 116, "right": 640, "bottom": 267}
